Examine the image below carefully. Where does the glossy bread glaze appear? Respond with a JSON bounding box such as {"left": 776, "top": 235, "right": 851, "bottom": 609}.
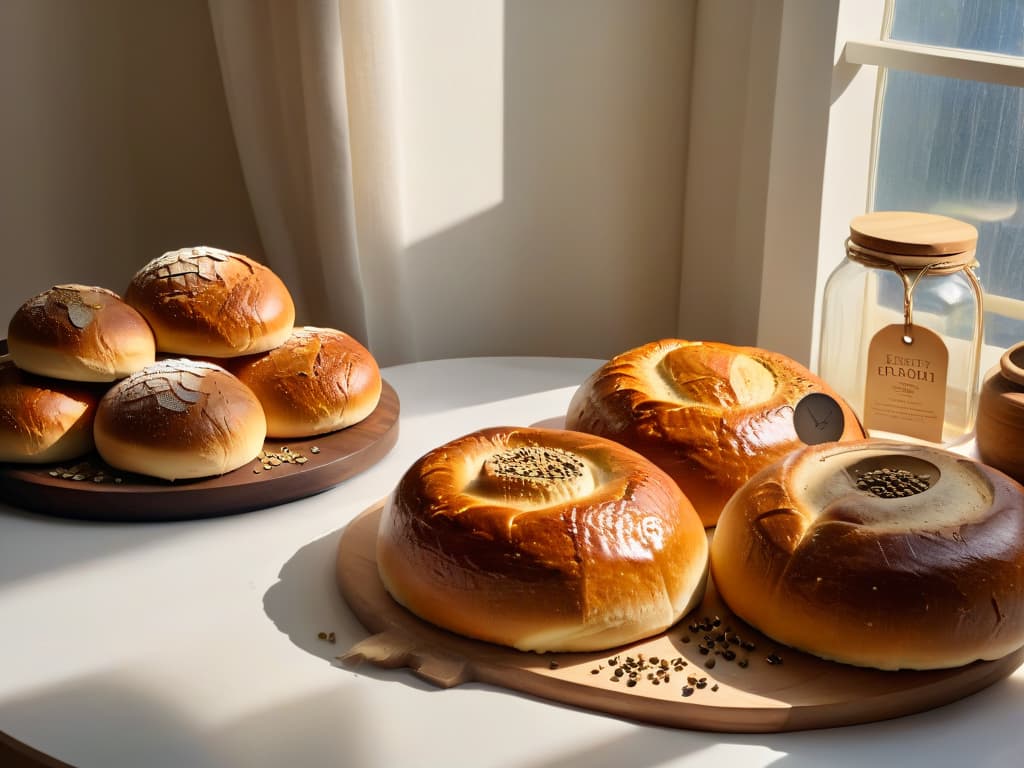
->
{"left": 7, "top": 284, "right": 156, "bottom": 381}
{"left": 711, "top": 439, "right": 1024, "bottom": 670}
{"left": 125, "top": 246, "right": 295, "bottom": 357}
{"left": 377, "top": 426, "right": 709, "bottom": 653}
{"left": 566, "top": 339, "right": 865, "bottom": 526}
{"left": 0, "top": 356, "right": 99, "bottom": 462}
{"left": 94, "top": 358, "right": 267, "bottom": 480}
{"left": 230, "top": 326, "right": 381, "bottom": 438}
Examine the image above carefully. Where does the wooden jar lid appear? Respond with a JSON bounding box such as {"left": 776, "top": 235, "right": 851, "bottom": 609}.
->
{"left": 849, "top": 211, "right": 978, "bottom": 257}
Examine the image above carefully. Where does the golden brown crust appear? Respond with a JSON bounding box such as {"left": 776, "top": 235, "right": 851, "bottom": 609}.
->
{"left": 93, "top": 358, "right": 266, "bottom": 480}
{"left": 124, "top": 247, "right": 295, "bottom": 357}
{"left": 230, "top": 327, "right": 381, "bottom": 437}
{"left": 377, "top": 426, "right": 709, "bottom": 652}
{"left": 711, "top": 439, "right": 1024, "bottom": 670}
{"left": 0, "top": 357, "right": 100, "bottom": 463}
{"left": 7, "top": 284, "right": 156, "bottom": 381}
{"left": 565, "top": 339, "right": 866, "bottom": 526}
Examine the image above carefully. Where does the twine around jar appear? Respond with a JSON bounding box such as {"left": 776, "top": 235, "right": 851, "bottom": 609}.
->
{"left": 845, "top": 239, "right": 985, "bottom": 346}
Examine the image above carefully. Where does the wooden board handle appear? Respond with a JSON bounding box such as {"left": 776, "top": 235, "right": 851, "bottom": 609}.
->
{"left": 339, "top": 630, "right": 475, "bottom": 688}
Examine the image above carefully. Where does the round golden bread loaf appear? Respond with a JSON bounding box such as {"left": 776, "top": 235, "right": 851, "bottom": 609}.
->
{"left": 7, "top": 284, "right": 156, "bottom": 382}
{"left": 711, "top": 439, "right": 1024, "bottom": 670}
{"left": 230, "top": 326, "right": 381, "bottom": 438}
{"left": 93, "top": 359, "right": 267, "bottom": 480}
{"left": 377, "top": 426, "right": 709, "bottom": 653}
{"left": 566, "top": 339, "right": 865, "bottom": 526}
{"left": 124, "top": 246, "right": 295, "bottom": 357}
{"left": 0, "top": 356, "right": 99, "bottom": 463}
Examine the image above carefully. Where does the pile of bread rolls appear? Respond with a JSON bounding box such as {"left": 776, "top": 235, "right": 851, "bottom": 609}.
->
{"left": 2, "top": 246, "right": 381, "bottom": 480}
{"left": 376, "top": 337, "right": 1024, "bottom": 672}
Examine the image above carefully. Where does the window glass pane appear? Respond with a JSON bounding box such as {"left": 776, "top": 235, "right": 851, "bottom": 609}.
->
{"left": 873, "top": 67, "right": 1024, "bottom": 348}
{"left": 889, "top": 0, "right": 1024, "bottom": 56}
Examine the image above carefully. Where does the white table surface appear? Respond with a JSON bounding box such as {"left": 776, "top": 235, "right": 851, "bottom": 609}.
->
{"left": 2, "top": 356, "right": 1023, "bottom": 768}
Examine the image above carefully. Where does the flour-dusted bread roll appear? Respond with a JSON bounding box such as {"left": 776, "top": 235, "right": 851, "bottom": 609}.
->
{"left": 124, "top": 246, "right": 295, "bottom": 357}
{"left": 93, "top": 359, "right": 266, "bottom": 480}
{"left": 7, "top": 284, "right": 156, "bottom": 382}
{"left": 711, "top": 439, "right": 1024, "bottom": 670}
{"left": 566, "top": 339, "right": 865, "bottom": 526}
{"left": 231, "top": 327, "right": 381, "bottom": 438}
{"left": 377, "top": 426, "right": 709, "bottom": 653}
{"left": 0, "top": 356, "right": 100, "bottom": 463}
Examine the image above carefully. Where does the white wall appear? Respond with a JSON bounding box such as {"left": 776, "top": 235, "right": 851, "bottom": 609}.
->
{"left": 382, "top": 0, "right": 697, "bottom": 362}
{"left": 0, "top": 0, "right": 262, "bottom": 324}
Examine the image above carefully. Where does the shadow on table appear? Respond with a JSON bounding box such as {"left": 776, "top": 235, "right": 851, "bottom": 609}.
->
{"left": 0, "top": 670, "right": 391, "bottom": 768}
{"left": 0, "top": 506, "right": 193, "bottom": 585}
{"left": 262, "top": 522, "right": 437, "bottom": 693}
{"left": 0, "top": 674, "right": 217, "bottom": 768}
{"left": 6, "top": 672, "right": 1021, "bottom": 768}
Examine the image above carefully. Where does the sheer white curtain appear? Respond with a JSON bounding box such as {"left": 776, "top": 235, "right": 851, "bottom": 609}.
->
{"left": 208, "top": 0, "right": 373, "bottom": 350}
{"left": 210, "top": 0, "right": 695, "bottom": 366}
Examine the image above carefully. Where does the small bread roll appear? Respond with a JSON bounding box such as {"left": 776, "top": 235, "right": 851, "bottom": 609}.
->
{"left": 0, "top": 356, "right": 99, "bottom": 463}
{"left": 566, "top": 339, "right": 865, "bottom": 526}
{"left": 231, "top": 327, "right": 381, "bottom": 438}
{"left": 377, "top": 426, "right": 709, "bottom": 653}
{"left": 711, "top": 440, "right": 1024, "bottom": 670}
{"left": 124, "top": 246, "right": 295, "bottom": 357}
{"left": 93, "top": 359, "right": 267, "bottom": 480}
{"left": 7, "top": 284, "right": 156, "bottom": 382}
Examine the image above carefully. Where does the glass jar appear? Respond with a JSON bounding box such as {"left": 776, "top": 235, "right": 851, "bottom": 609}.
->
{"left": 818, "top": 211, "right": 984, "bottom": 445}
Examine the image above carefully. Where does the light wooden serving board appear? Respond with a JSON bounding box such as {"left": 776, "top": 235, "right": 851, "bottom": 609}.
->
{"left": 336, "top": 502, "right": 1023, "bottom": 733}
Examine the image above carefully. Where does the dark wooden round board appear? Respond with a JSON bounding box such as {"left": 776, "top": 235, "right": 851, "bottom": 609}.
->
{"left": 0, "top": 382, "right": 399, "bottom": 522}
{"left": 337, "top": 501, "right": 1024, "bottom": 733}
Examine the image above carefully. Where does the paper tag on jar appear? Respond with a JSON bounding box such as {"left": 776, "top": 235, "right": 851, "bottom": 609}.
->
{"left": 863, "top": 324, "right": 948, "bottom": 443}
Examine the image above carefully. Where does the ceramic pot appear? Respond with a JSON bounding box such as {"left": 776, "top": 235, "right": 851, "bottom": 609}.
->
{"left": 976, "top": 341, "right": 1024, "bottom": 485}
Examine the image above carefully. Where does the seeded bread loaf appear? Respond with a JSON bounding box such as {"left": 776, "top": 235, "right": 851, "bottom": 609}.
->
{"left": 124, "top": 246, "right": 295, "bottom": 358}
{"left": 711, "top": 440, "right": 1024, "bottom": 670}
{"left": 566, "top": 339, "right": 865, "bottom": 526}
{"left": 7, "top": 284, "right": 156, "bottom": 382}
{"left": 94, "top": 359, "right": 266, "bottom": 480}
{"left": 377, "top": 426, "right": 709, "bottom": 653}
{"left": 0, "top": 356, "right": 99, "bottom": 463}
{"left": 230, "top": 326, "right": 381, "bottom": 438}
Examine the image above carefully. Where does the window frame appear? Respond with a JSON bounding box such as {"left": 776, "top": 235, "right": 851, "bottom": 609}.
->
{"left": 747, "top": 0, "right": 1024, "bottom": 371}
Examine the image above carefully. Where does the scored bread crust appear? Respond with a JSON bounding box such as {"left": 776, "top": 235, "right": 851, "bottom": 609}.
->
{"left": 0, "top": 357, "right": 99, "bottom": 463}
{"left": 93, "top": 358, "right": 267, "bottom": 480}
{"left": 377, "top": 426, "right": 709, "bottom": 653}
{"left": 230, "top": 326, "right": 381, "bottom": 438}
{"left": 711, "top": 439, "right": 1024, "bottom": 670}
{"left": 7, "top": 284, "right": 156, "bottom": 382}
{"left": 566, "top": 339, "right": 865, "bottom": 526}
{"left": 124, "top": 246, "right": 295, "bottom": 357}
